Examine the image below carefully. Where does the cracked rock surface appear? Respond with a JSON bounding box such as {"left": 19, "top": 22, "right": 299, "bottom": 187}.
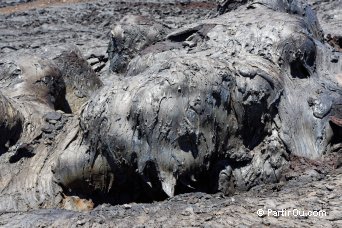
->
{"left": 0, "top": 0, "right": 341, "bottom": 226}
{"left": 1, "top": 169, "right": 341, "bottom": 227}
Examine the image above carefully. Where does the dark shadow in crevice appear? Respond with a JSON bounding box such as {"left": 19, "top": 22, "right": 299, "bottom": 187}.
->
{"left": 329, "top": 120, "right": 342, "bottom": 151}
{"left": 0, "top": 120, "right": 23, "bottom": 156}
{"left": 168, "top": 29, "right": 198, "bottom": 42}
{"left": 178, "top": 132, "right": 199, "bottom": 158}
{"left": 9, "top": 144, "right": 35, "bottom": 163}
{"left": 290, "top": 61, "right": 310, "bottom": 79}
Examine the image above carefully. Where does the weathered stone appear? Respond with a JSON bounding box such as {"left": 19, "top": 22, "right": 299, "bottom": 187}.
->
{"left": 0, "top": 1, "right": 341, "bottom": 226}
{"left": 107, "top": 15, "right": 170, "bottom": 73}
{"left": 44, "top": 112, "right": 62, "bottom": 122}
{"left": 41, "top": 124, "right": 54, "bottom": 133}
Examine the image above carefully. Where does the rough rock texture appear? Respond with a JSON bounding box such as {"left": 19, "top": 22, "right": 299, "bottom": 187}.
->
{"left": 0, "top": 0, "right": 341, "bottom": 226}
{"left": 73, "top": 0, "right": 342, "bottom": 202}
{"left": 51, "top": 47, "right": 103, "bottom": 112}
{"left": 1, "top": 168, "right": 341, "bottom": 227}
{"left": 0, "top": 0, "right": 32, "bottom": 8}
{"left": 108, "top": 15, "right": 171, "bottom": 73}
{"left": 0, "top": 0, "right": 218, "bottom": 211}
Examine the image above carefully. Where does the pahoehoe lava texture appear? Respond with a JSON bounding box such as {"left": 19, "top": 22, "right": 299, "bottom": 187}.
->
{"left": 73, "top": 0, "right": 342, "bottom": 202}
{"left": 0, "top": 0, "right": 341, "bottom": 225}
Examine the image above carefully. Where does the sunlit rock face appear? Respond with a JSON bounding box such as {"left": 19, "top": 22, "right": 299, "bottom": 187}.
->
{"left": 0, "top": 50, "right": 102, "bottom": 211}
{"left": 67, "top": 0, "right": 341, "bottom": 200}
{"left": 107, "top": 15, "right": 170, "bottom": 73}
{"left": 0, "top": 0, "right": 341, "bottom": 211}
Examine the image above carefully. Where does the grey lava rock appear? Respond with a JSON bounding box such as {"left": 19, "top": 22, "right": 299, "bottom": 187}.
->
{"left": 56, "top": 0, "right": 341, "bottom": 203}
{"left": 0, "top": 1, "right": 341, "bottom": 225}
{"left": 44, "top": 112, "right": 62, "bottom": 122}
{"left": 51, "top": 47, "right": 103, "bottom": 112}
{"left": 108, "top": 15, "right": 170, "bottom": 73}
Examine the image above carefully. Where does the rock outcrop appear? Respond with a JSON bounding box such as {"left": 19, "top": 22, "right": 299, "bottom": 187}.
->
{"left": 0, "top": 0, "right": 341, "bottom": 217}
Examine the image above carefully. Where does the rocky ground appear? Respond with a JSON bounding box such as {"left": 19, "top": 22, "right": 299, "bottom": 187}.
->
{"left": 0, "top": 0, "right": 215, "bottom": 56}
{"left": 0, "top": 0, "right": 217, "bottom": 88}
{"left": 0, "top": 0, "right": 341, "bottom": 227}
{"left": 0, "top": 163, "right": 341, "bottom": 227}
